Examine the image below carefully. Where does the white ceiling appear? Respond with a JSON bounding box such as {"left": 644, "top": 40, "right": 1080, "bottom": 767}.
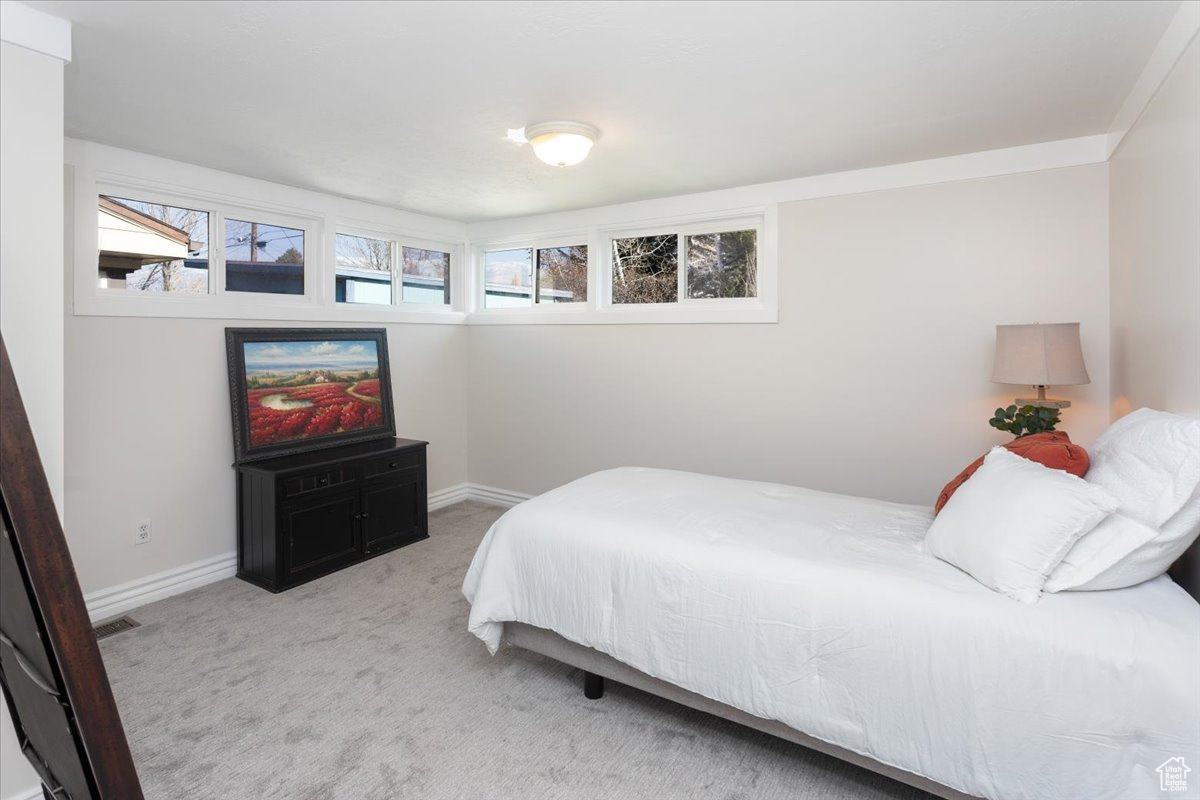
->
{"left": 30, "top": 0, "right": 1179, "bottom": 221}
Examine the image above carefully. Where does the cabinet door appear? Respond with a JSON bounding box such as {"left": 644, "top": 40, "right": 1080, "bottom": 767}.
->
{"left": 282, "top": 490, "right": 360, "bottom": 580}
{"left": 361, "top": 471, "right": 424, "bottom": 555}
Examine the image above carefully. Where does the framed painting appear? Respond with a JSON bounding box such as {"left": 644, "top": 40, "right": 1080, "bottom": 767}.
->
{"left": 225, "top": 328, "right": 395, "bottom": 462}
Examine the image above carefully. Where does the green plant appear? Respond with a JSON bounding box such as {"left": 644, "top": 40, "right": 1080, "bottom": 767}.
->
{"left": 989, "top": 404, "right": 1060, "bottom": 437}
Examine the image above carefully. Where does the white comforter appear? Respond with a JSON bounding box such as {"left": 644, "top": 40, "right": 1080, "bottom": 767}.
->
{"left": 463, "top": 468, "right": 1200, "bottom": 800}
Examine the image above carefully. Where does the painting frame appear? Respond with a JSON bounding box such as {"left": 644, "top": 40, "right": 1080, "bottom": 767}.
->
{"left": 225, "top": 328, "right": 396, "bottom": 463}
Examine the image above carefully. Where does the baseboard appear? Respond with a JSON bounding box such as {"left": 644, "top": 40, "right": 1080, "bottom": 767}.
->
{"left": 428, "top": 482, "right": 470, "bottom": 511}
{"left": 81, "top": 484, "right": 496, "bottom": 622}
{"left": 83, "top": 551, "right": 238, "bottom": 623}
{"left": 466, "top": 483, "right": 533, "bottom": 508}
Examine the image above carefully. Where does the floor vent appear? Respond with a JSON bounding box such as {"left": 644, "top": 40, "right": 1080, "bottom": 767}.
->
{"left": 93, "top": 616, "right": 140, "bottom": 640}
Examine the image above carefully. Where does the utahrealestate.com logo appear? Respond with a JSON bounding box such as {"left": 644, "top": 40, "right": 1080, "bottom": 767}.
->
{"left": 1158, "top": 757, "right": 1191, "bottom": 792}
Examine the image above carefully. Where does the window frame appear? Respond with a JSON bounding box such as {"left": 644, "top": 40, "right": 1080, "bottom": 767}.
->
{"left": 72, "top": 165, "right": 465, "bottom": 324}
{"left": 472, "top": 234, "right": 593, "bottom": 316}
{"left": 91, "top": 181, "right": 224, "bottom": 304}
{"left": 602, "top": 215, "right": 764, "bottom": 311}
{"left": 96, "top": 190, "right": 215, "bottom": 296}
{"left": 534, "top": 243, "right": 591, "bottom": 306}
{"left": 468, "top": 209, "right": 776, "bottom": 325}
{"left": 331, "top": 224, "right": 460, "bottom": 313}
{"left": 397, "top": 236, "right": 457, "bottom": 310}
{"left": 333, "top": 229, "right": 397, "bottom": 308}
{"left": 219, "top": 203, "right": 318, "bottom": 303}
{"left": 680, "top": 226, "right": 762, "bottom": 304}
{"left": 480, "top": 245, "right": 536, "bottom": 310}
{"left": 83, "top": 176, "right": 323, "bottom": 313}
{"left": 72, "top": 152, "right": 774, "bottom": 326}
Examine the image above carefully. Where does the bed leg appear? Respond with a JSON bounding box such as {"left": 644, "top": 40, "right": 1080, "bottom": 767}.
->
{"left": 583, "top": 671, "right": 605, "bottom": 699}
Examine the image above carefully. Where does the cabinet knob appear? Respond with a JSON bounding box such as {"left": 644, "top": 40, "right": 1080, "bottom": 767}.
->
{"left": 318, "top": 478, "right": 328, "bottom": 485}
{"left": 389, "top": 461, "right": 398, "bottom": 468}
{"left": 361, "top": 512, "right": 370, "bottom": 519}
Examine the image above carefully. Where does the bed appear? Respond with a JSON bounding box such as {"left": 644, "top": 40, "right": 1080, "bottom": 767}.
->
{"left": 463, "top": 467, "right": 1200, "bottom": 800}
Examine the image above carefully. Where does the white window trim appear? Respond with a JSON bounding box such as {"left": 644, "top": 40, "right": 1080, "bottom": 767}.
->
{"left": 72, "top": 168, "right": 466, "bottom": 324}
{"left": 604, "top": 215, "right": 764, "bottom": 308}
{"left": 398, "top": 236, "right": 460, "bottom": 310}
{"left": 468, "top": 207, "right": 778, "bottom": 325}
{"left": 74, "top": 156, "right": 775, "bottom": 326}
{"left": 332, "top": 227, "right": 398, "bottom": 309}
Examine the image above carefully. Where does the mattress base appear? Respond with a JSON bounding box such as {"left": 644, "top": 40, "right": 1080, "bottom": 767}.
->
{"left": 504, "top": 621, "right": 978, "bottom": 800}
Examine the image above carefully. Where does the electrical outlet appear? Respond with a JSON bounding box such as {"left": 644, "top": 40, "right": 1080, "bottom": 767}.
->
{"left": 135, "top": 519, "right": 152, "bottom": 545}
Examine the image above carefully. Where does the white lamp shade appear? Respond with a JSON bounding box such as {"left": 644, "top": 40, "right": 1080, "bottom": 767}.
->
{"left": 524, "top": 121, "right": 599, "bottom": 167}
{"left": 992, "top": 322, "right": 1090, "bottom": 387}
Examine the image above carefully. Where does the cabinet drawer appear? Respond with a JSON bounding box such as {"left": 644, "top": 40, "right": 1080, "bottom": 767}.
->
{"left": 281, "top": 466, "right": 355, "bottom": 498}
{"left": 362, "top": 450, "right": 421, "bottom": 479}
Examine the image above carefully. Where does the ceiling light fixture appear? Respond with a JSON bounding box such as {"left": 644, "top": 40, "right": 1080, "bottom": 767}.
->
{"left": 523, "top": 121, "right": 600, "bottom": 167}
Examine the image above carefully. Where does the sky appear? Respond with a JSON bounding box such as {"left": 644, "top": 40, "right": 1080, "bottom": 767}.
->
{"left": 226, "top": 219, "right": 305, "bottom": 263}
{"left": 243, "top": 340, "right": 379, "bottom": 373}
{"left": 485, "top": 248, "right": 532, "bottom": 287}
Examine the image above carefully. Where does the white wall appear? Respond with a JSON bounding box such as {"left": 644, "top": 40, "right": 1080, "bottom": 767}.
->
{"left": 61, "top": 143, "right": 471, "bottom": 594}
{"left": 1, "top": 41, "right": 65, "bottom": 513}
{"left": 0, "top": 29, "right": 65, "bottom": 800}
{"left": 1110, "top": 34, "right": 1200, "bottom": 417}
{"left": 63, "top": 316, "right": 468, "bottom": 594}
{"left": 468, "top": 164, "right": 1111, "bottom": 504}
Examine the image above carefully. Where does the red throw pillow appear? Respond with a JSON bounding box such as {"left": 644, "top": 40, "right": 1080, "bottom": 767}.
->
{"left": 935, "top": 431, "right": 1090, "bottom": 514}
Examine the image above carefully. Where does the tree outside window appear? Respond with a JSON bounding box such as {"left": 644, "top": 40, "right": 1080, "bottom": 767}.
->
{"left": 612, "top": 234, "right": 677, "bottom": 304}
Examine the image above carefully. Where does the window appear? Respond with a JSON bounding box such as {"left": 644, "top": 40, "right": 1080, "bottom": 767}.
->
{"left": 97, "top": 195, "right": 209, "bottom": 293}
{"left": 334, "top": 236, "right": 455, "bottom": 308}
{"left": 225, "top": 218, "right": 305, "bottom": 295}
{"left": 686, "top": 230, "right": 757, "bottom": 298}
{"left": 612, "top": 234, "right": 677, "bottom": 304}
{"left": 609, "top": 225, "right": 759, "bottom": 306}
{"left": 335, "top": 233, "right": 392, "bottom": 305}
{"left": 402, "top": 247, "right": 451, "bottom": 305}
{"left": 82, "top": 167, "right": 464, "bottom": 322}
{"left": 484, "top": 248, "right": 534, "bottom": 308}
{"left": 537, "top": 245, "right": 588, "bottom": 303}
{"left": 482, "top": 244, "right": 589, "bottom": 309}
{"left": 82, "top": 159, "right": 770, "bottom": 325}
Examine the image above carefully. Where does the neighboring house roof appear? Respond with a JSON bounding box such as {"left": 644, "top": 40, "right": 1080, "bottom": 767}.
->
{"left": 99, "top": 197, "right": 191, "bottom": 245}
{"left": 98, "top": 197, "right": 200, "bottom": 272}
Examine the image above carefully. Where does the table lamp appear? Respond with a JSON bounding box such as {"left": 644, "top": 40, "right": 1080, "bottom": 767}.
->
{"left": 991, "top": 322, "right": 1090, "bottom": 409}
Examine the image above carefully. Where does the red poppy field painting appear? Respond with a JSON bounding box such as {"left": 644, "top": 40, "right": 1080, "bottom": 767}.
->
{"left": 227, "top": 330, "right": 395, "bottom": 462}
{"left": 244, "top": 379, "right": 384, "bottom": 447}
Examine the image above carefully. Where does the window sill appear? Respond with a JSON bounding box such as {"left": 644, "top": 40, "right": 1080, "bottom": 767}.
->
{"left": 465, "top": 304, "right": 778, "bottom": 325}
{"left": 75, "top": 292, "right": 775, "bottom": 326}
{"left": 73, "top": 292, "right": 467, "bottom": 325}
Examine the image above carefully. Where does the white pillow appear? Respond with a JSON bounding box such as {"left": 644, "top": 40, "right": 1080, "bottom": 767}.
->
{"left": 1163, "top": 483, "right": 1200, "bottom": 545}
{"left": 925, "top": 447, "right": 1117, "bottom": 603}
{"left": 1043, "top": 512, "right": 1159, "bottom": 591}
{"left": 1066, "top": 482, "right": 1200, "bottom": 591}
{"left": 1085, "top": 408, "right": 1200, "bottom": 528}
{"left": 1045, "top": 409, "right": 1200, "bottom": 591}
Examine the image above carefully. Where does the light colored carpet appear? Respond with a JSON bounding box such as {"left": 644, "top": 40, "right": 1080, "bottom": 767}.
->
{"left": 99, "top": 501, "right": 933, "bottom": 800}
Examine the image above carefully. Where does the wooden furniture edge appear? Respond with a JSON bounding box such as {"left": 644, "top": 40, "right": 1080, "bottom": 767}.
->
{"left": 0, "top": 337, "right": 144, "bottom": 798}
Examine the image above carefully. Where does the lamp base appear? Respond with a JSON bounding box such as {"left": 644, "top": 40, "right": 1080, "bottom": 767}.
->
{"left": 1015, "top": 397, "right": 1072, "bottom": 409}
